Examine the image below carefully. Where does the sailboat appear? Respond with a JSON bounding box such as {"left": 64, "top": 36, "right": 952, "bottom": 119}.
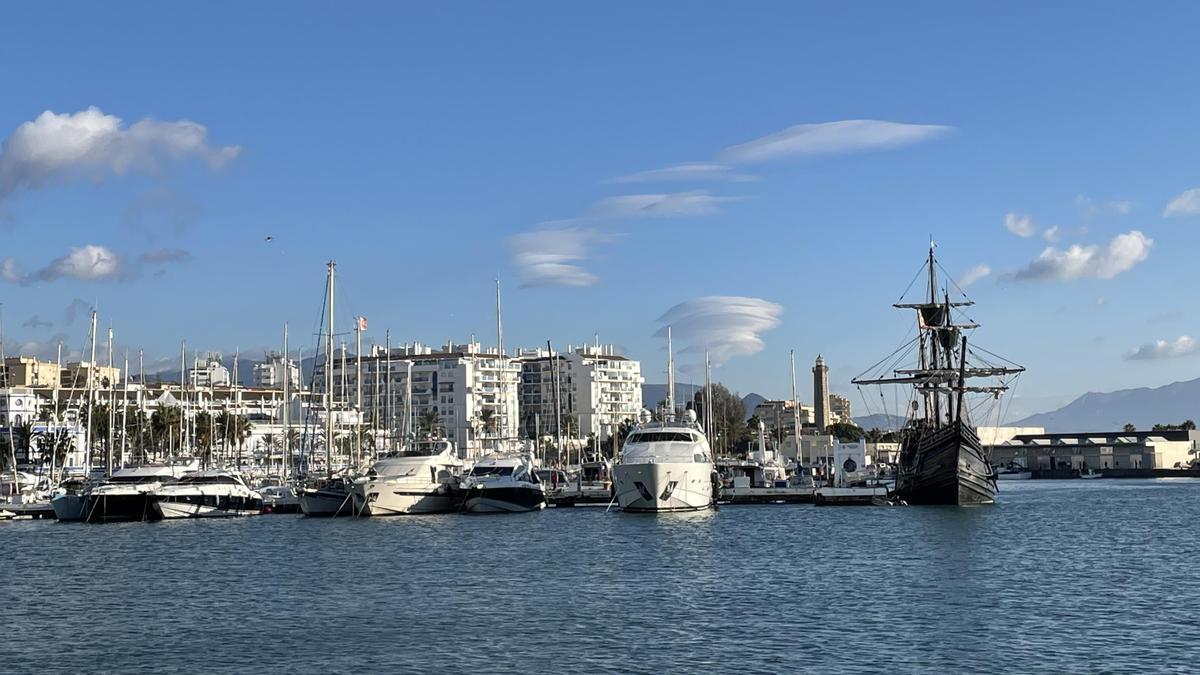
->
{"left": 852, "top": 242, "right": 1024, "bottom": 506}
{"left": 299, "top": 261, "right": 355, "bottom": 517}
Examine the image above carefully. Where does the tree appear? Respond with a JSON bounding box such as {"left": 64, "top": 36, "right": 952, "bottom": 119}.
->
{"left": 825, "top": 422, "right": 865, "bottom": 443}
{"left": 1184, "top": 420, "right": 1197, "bottom": 431}
{"left": 418, "top": 410, "right": 444, "bottom": 440}
{"left": 865, "top": 428, "right": 898, "bottom": 443}
{"left": 691, "top": 383, "right": 752, "bottom": 455}
{"left": 151, "top": 406, "right": 183, "bottom": 458}
{"left": 1123, "top": 423, "right": 1136, "bottom": 433}
{"left": 476, "top": 408, "right": 498, "bottom": 437}
{"left": 33, "top": 427, "right": 75, "bottom": 471}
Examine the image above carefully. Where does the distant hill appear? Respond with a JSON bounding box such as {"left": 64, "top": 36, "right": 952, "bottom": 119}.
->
{"left": 853, "top": 413, "right": 907, "bottom": 431}
{"left": 1014, "top": 376, "right": 1200, "bottom": 433}
{"left": 742, "top": 393, "right": 766, "bottom": 419}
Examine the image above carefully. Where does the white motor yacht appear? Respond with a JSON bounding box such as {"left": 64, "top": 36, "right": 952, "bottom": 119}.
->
{"left": 352, "top": 440, "right": 463, "bottom": 516}
{"left": 81, "top": 462, "right": 199, "bottom": 523}
{"left": 614, "top": 409, "right": 716, "bottom": 513}
{"left": 151, "top": 470, "right": 264, "bottom": 518}
{"left": 457, "top": 454, "right": 546, "bottom": 513}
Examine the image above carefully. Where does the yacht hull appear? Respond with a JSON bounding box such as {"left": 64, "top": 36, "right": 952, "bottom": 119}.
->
{"left": 51, "top": 494, "right": 86, "bottom": 522}
{"left": 896, "top": 422, "right": 996, "bottom": 506}
{"left": 460, "top": 486, "right": 545, "bottom": 513}
{"left": 153, "top": 498, "right": 263, "bottom": 519}
{"left": 299, "top": 488, "right": 353, "bottom": 517}
{"left": 84, "top": 493, "right": 155, "bottom": 523}
{"left": 614, "top": 462, "right": 715, "bottom": 512}
{"left": 355, "top": 485, "right": 456, "bottom": 516}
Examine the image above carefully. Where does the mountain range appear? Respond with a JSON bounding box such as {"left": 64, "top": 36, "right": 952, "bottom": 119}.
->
{"left": 1012, "top": 376, "right": 1200, "bottom": 433}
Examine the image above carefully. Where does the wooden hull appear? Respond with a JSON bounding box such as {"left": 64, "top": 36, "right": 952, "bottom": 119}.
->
{"left": 896, "top": 422, "right": 996, "bottom": 506}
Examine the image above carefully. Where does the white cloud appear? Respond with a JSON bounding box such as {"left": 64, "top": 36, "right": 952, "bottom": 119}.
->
{"left": 588, "top": 190, "right": 744, "bottom": 219}
{"left": 1042, "top": 225, "right": 1061, "bottom": 242}
{"left": 507, "top": 228, "right": 618, "bottom": 288}
{"left": 655, "top": 296, "right": 783, "bottom": 367}
{"left": 958, "top": 264, "right": 991, "bottom": 289}
{"left": 0, "top": 106, "right": 240, "bottom": 198}
{"left": 1163, "top": 188, "right": 1200, "bottom": 217}
{"left": 1011, "top": 230, "right": 1152, "bottom": 281}
{"left": 717, "top": 120, "right": 952, "bottom": 164}
{"left": 1004, "top": 211, "right": 1036, "bottom": 238}
{"left": 1124, "top": 336, "right": 1199, "bottom": 361}
{"left": 2, "top": 244, "right": 127, "bottom": 284}
{"left": 610, "top": 162, "right": 757, "bottom": 184}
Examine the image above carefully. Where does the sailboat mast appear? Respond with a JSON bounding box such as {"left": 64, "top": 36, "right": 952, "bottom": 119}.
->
{"left": 548, "top": 340, "right": 563, "bottom": 464}
{"left": 790, "top": 349, "right": 801, "bottom": 463}
{"left": 282, "top": 323, "right": 290, "bottom": 481}
{"left": 495, "top": 278, "right": 506, "bottom": 443}
{"left": 666, "top": 326, "right": 675, "bottom": 418}
{"left": 106, "top": 327, "right": 114, "bottom": 477}
{"left": 86, "top": 310, "right": 97, "bottom": 471}
{"left": 355, "top": 317, "right": 363, "bottom": 467}
{"left": 325, "top": 261, "right": 335, "bottom": 479}
{"left": 704, "top": 349, "right": 713, "bottom": 438}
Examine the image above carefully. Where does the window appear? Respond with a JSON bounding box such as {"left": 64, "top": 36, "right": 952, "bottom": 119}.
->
{"left": 627, "top": 432, "right": 696, "bottom": 443}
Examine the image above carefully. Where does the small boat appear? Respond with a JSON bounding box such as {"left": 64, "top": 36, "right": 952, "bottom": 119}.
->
{"left": 1079, "top": 469, "right": 1103, "bottom": 479}
{"left": 995, "top": 465, "right": 1032, "bottom": 480}
{"left": 260, "top": 485, "right": 300, "bottom": 514}
{"left": 457, "top": 454, "right": 546, "bottom": 513}
{"left": 151, "top": 470, "right": 264, "bottom": 518}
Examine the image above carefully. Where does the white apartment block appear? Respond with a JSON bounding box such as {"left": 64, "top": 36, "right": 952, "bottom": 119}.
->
{"left": 327, "top": 341, "right": 520, "bottom": 459}
{"left": 253, "top": 353, "right": 301, "bottom": 391}
{"left": 189, "top": 359, "right": 231, "bottom": 388}
{"left": 516, "top": 343, "right": 643, "bottom": 440}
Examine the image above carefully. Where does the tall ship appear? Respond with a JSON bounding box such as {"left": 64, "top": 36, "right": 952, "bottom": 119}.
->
{"left": 852, "top": 243, "right": 1024, "bottom": 506}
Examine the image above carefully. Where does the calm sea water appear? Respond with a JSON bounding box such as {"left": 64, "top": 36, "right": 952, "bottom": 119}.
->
{"left": 3, "top": 479, "right": 1199, "bottom": 674}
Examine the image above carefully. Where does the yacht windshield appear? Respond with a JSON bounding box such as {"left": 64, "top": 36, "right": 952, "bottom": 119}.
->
{"left": 627, "top": 432, "right": 696, "bottom": 444}
{"left": 470, "top": 466, "right": 514, "bottom": 477}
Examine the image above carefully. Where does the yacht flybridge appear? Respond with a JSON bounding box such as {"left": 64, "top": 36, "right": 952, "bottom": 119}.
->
{"left": 351, "top": 440, "right": 464, "bottom": 516}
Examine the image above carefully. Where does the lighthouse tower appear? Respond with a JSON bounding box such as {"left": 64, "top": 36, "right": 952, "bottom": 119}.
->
{"left": 813, "top": 354, "right": 830, "bottom": 433}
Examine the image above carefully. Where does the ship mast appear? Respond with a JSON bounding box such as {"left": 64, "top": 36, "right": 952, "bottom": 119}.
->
{"left": 852, "top": 242, "right": 1024, "bottom": 426}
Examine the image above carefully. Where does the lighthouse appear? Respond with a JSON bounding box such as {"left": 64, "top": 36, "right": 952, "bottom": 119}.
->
{"left": 813, "top": 354, "right": 830, "bottom": 433}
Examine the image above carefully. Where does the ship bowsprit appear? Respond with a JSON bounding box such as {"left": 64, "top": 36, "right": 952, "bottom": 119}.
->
{"left": 895, "top": 421, "right": 997, "bottom": 506}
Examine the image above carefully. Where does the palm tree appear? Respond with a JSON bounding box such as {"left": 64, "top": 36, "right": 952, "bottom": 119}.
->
{"left": 1123, "top": 423, "right": 1136, "bottom": 433}
{"left": 151, "top": 406, "right": 183, "bottom": 460}
{"left": 261, "top": 432, "right": 278, "bottom": 471}
{"left": 418, "top": 410, "right": 444, "bottom": 440}
{"left": 477, "top": 408, "right": 498, "bottom": 437}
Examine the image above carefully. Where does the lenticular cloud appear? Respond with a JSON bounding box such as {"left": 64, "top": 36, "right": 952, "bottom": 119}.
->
{"left": 655, "top": 296, "right": 783, "bottom": 367}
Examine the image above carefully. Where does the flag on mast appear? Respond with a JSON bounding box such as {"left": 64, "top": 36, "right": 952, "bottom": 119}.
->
{"left": 356, "top": 316, "right": 368, "bottom": 331}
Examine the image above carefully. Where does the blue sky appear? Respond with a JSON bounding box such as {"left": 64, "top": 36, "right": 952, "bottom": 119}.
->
{"left": 2, "top": 2, "right": 1200, "bottom": 420}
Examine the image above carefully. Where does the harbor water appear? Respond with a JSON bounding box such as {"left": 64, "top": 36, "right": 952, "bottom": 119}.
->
{"left": 3, "top": 479, "right": 1198, "bottom": 673}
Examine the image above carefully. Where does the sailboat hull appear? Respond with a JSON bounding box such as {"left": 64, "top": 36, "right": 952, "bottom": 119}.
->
{"left": 299, "top": 488, "right": 353, "bottom": 517}
{"left": 896, "top": 422, "right": 996, "bottom": 506}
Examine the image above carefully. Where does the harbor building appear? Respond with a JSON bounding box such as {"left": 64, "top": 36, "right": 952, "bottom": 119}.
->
{"left": 253, "top": 352, "right": 301, "bottom": 390}
{"left": 60, "top": 361, "right": 122, "bottom": 390}
{"left": 813, "top": 354, "right": 830, "bottom": 431}
{"left": 327, "top": 341, "right": 521, "bottom": 459}
{"left": 988, "top": 429, "right": 1198, "bottom": 471}
{"left": 752, "top": 399, "right": 814, "bottom": 442}
{"left": 0, "top": 357, "right": 62, "bottom": 388}
{"left": 829, "top": 394, "right": 852, "bottom": 424}
{"left": 189, "top": 358, "right": 231, "bottom": 388}
{"left": 516, "top": 343, "right": 643, "bottom": 441}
